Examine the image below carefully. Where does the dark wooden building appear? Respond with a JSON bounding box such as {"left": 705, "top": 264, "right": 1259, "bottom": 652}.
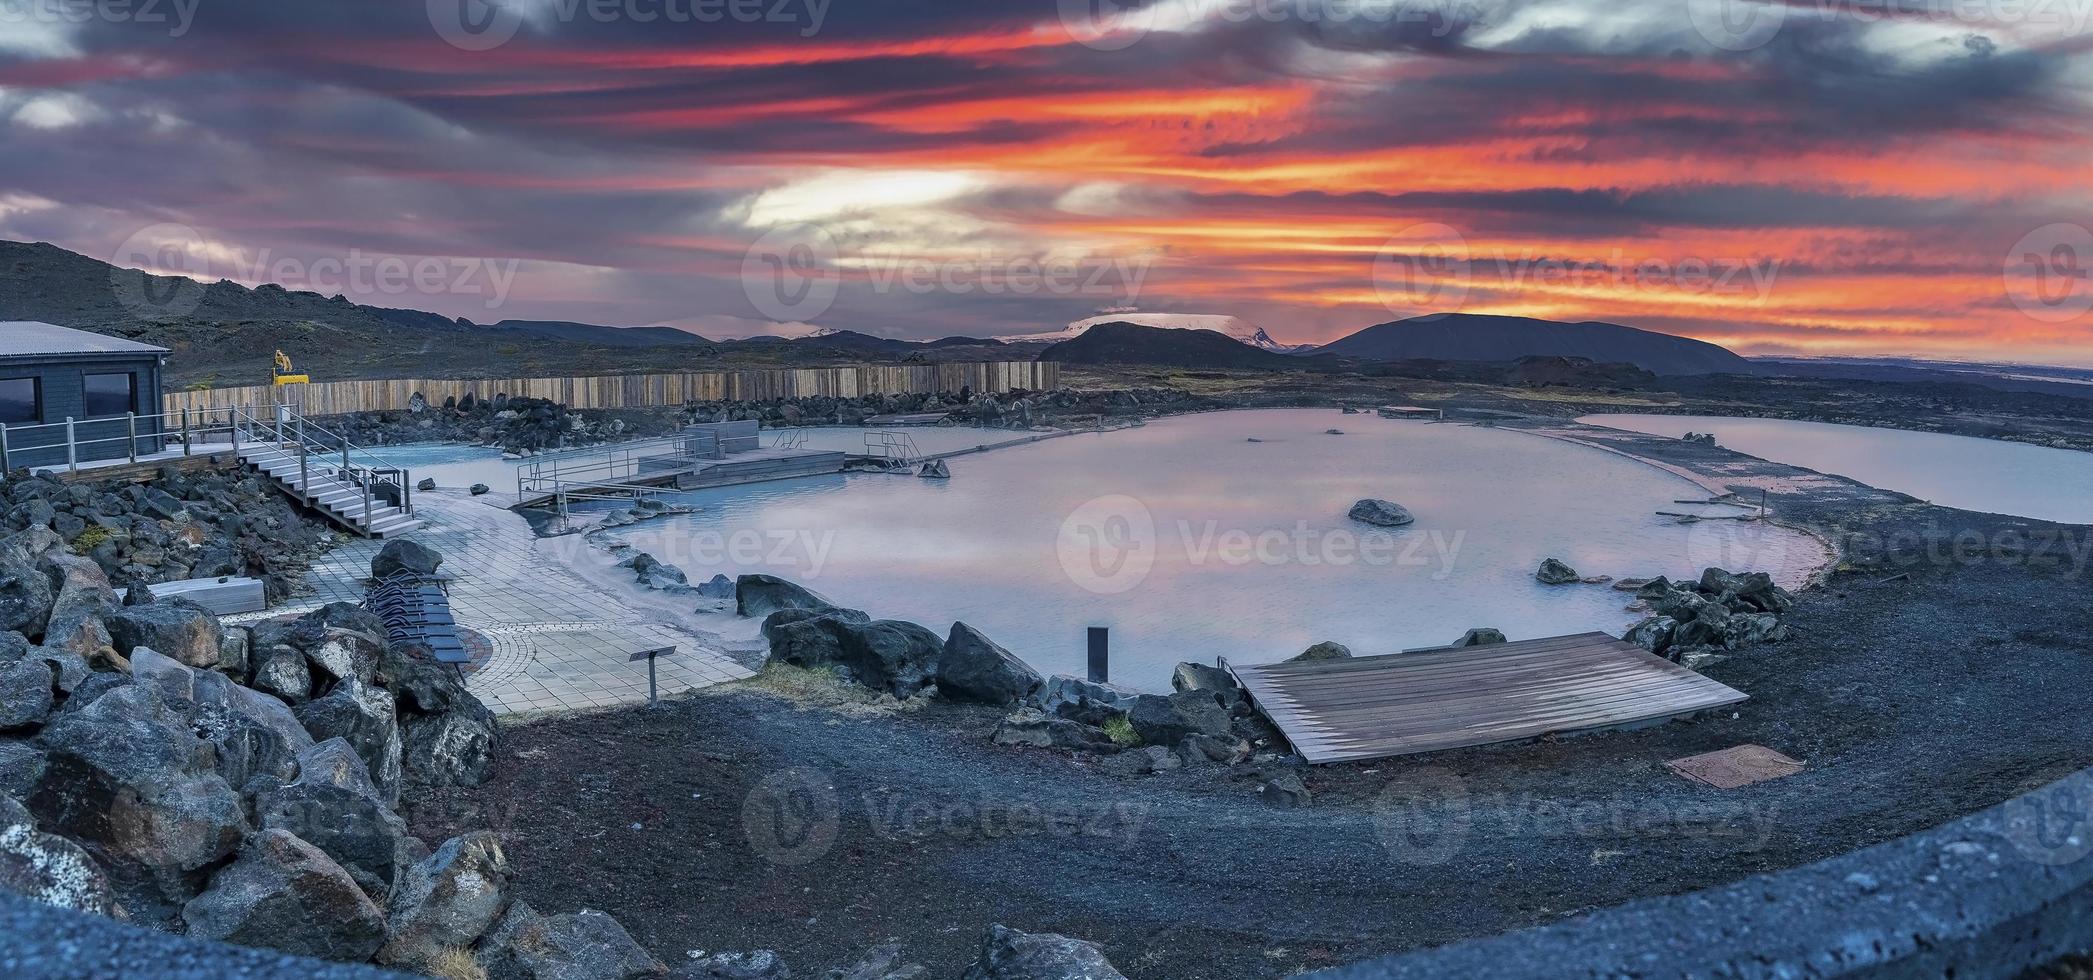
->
{"left": 0, "top": 321, "right": 169, "bottom": 470}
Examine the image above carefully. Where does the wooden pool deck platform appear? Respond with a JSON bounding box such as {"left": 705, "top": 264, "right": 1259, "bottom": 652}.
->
{"left": 1229, "top": 632, "right": 1748, "bottom": 764}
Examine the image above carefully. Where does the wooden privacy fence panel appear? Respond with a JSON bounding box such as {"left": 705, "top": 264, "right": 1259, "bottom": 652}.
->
{"left": 162, "top": 361, "right": 1059, "bottom": 416}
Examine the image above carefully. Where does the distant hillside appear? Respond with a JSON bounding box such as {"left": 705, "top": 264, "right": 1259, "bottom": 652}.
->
{"left": 490, "top": 320, "right": 708, "bottom": 347}
{"left": 1039, "top": 322, "right": 1308, "bottom": 369}
{"left": 1007, "top": 312, "right": 1309, "bottom": 353}
{"left": 1316, "top": 314, "right": 1751, "bottom": 376}
{"left": 0, "top": 240, "right": 974, "bottom": 385}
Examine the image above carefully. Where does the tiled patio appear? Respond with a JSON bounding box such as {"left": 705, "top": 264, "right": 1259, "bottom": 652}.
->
{"left": 245, "top": 490, "right": 752, "bottom": 716}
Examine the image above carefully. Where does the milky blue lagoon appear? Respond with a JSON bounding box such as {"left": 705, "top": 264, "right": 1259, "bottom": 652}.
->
{"left": 599, "top": 410, "right": 1826, "bottom": 687}
{"left": 1580, "top": 414, "right": 2093, "bottom": 526}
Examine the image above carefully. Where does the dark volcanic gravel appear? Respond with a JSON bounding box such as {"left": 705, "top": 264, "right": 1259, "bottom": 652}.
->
{"left": 407, "top": 422, "right": 2093, "bottom": 980}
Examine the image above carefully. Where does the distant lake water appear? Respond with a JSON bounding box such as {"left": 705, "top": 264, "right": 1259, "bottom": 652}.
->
{"left": 1579, "top": 414, "right": 2093, "bottom": 525}
{"left": 598, "top": 409, "right": 1826, "bottom": 688}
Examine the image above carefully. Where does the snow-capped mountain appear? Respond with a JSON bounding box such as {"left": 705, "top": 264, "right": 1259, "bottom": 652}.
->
{"left": 1000, "top": 312, "right": 1309, "bottom": 352}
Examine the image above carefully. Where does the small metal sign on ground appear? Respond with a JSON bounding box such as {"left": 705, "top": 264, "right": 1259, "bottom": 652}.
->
{"left": 1667, "top": 744, "right": 1805, "bottom": 789}
{"left": 628, "top": 646, "right": 679, "bottom": 705}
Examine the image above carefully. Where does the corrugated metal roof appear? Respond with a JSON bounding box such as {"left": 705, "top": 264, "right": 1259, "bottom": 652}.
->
{"left": 0, "top": 321, "right": 169, "bottom": 357}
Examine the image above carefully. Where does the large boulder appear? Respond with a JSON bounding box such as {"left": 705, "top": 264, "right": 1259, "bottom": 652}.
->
{"left": 675, "top": 949, "right": 791, "bottom": 979}
{"left": 216, "top": 627, "right": 251, "bottom": 680}
{"left": 1624, "top": 616, "right": 1678, "bottom": 657}
{"left": 28, "top": 683, "right": 249, "bottom": 913}
{"left": 1033, "top": 675, "right": 1140, "bottom": 728}
{"left": 371, "top": 540, "right": 443, "bottom": 581}
{"left": 181, "top": 828, "right": 387, "bottom": 962}
{"left": 936, "top": 623, "right": 1043, "bottom": 705}
{"left": 959, "top": 924, "right": 1127, "bottom": 980}
{"left": 53, "top": 670, "right": 125, "bottom": 714}
{"left": 1534, "top": 558, "right": 1581, "bottom": 585}
{"left": 378, "top": 831, "right": 515, "bottom": 971}
{"left": 40, "top": 554, "right": 123, "bottom": 670}
{"left": 477, "top": 903, "right": 668, "bottom": 980}
{"left": 376, "top": 641, "right": 475, "bottom": 715}
{"left": 0, "top": 546, "right": 54, "bottom": 638}
{"left": 735, "top": 575, "right": 867, "bottom": 623}
{"left": 129, "top": 648, "right": 313, "bottom": 791}
{"left": 401, "top": 705, "right": 497, "bottom": 790}
{"left": 378, "top": 642, "right": 498, "bottom": 790}
{"left": 1346, "top": 499, "right": 1415, "bottom": 527}
{"left": 107, "top": 599, "right": 224, "bottom": 670}
{"left": 766, "top": 617, "right": 942, "bottom": 698}
{"left": 1169, "top": 662, "right": 1242, "bottom": 705}
{"left": 293, "top": 680, "right": 403, "bottom": 806}
{"left": 0, "top": 792, "right": 122, "bottom": 918}
{"left": 1126, "top": 693, "right": 1232, "bottom": 746}
{"left": 0, "top": 740, "right": 46, "bottom": 798}
{"left": 0, "top": 658, "right": 55, "bottom": 731}
{"left": 695, "top": 574, "right": 737, "bottom": 600}
{"left": 1450, "top": 628, "right": 1507, "bottom": 648}
{"left": 250, "top": 645, "right": 312, "bottom": 704}
{"left": 303, "top": 627, "right": 386, "bottom": 691}
{"left": 991, "top": 708, "right": 1118, "bottom": 753}
{"left": 1287, "top": 641, "right": 1352, "bottom": 663}
{"left": 257, "top": 738, "right": 419, "bottom": 902}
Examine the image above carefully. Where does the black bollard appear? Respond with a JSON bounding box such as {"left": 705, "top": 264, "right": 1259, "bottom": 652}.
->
{"left": 1087, "top": 627, "right": 1109, "bottom": 684}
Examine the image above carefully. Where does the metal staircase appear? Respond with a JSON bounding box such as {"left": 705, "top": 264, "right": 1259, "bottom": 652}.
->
{"left": 233, "top": 407, "right": 423, "bottom": 538}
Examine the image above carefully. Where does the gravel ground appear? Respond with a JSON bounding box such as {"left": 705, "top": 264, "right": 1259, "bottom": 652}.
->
{"left": 405, "top": 421, "right": 2093, "bottom": 980}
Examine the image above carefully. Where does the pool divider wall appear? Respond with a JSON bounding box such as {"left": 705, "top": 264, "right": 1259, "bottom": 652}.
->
{"left": 1305, "top": 767, "right": 2093, "bottom": 979}
{"left": 162, "top": 361, "right": 1060, "bottom": 416}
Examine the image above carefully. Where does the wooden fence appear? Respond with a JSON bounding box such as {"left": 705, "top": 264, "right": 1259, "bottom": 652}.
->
{"left": 162, "top": 361, "right": 1059, "bottom": 416}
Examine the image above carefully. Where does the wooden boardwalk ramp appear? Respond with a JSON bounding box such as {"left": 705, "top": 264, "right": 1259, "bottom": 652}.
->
{"left": 1229, "top": 632, "right": 1747, "bottom": 764}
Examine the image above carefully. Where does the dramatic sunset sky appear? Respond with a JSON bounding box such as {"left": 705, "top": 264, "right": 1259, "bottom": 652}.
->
{"left": 2, "top": 0, "right": 2091, "bottom": 362}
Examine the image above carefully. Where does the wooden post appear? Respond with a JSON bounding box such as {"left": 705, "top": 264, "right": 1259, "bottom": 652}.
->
{"left": 181, "top": 408, "right": 191, "bottom": 456}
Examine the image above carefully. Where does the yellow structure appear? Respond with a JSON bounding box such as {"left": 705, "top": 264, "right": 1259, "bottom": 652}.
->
{"left": 271, "top": 350, "right": 310, "bottom": 386}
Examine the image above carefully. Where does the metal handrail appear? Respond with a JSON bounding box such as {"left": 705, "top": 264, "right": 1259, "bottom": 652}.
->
{"left": 0, "top": 404, "right": 258, "bottom": 473}
{"left": 863, "top": 431, "right": 922, "bottom": 466}
{"left": 231, "top": 404, "right": 416, "bottom": 519}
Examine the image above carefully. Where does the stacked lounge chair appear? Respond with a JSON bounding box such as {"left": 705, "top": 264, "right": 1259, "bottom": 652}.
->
{"left": 364, "top": 569, "right": 471, "bottom": 664}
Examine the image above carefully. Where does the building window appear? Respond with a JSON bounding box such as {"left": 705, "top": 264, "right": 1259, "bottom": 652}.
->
{"left": 0, "top": 379, "right": 36, "bottom": 425}
{"left": 82, "top": 373, "right": 137, "bottom": 418}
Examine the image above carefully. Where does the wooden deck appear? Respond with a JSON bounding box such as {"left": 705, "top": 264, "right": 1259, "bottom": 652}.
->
{"left": 1229, "top": 632, "right": 1748, "bottom": 764}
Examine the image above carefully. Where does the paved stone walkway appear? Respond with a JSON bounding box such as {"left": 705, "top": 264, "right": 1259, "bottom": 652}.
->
{"left": 245, "top": 491, "right": 752, "bottom": 717}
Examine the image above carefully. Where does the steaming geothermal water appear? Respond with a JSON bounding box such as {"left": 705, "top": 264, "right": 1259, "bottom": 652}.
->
{"left": 1580, "top": 414, "right": 2093, "bottom": 525}
{"left": 595, "top": 409, "right": 1827, "bottom": 689}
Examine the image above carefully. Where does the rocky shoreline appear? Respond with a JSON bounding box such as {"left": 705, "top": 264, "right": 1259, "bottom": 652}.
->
{"left": 0, "top": 535, "right": 632, "bottom": 975}
{"left": 0, "top": 466, "right": 334, "bottom": 605}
